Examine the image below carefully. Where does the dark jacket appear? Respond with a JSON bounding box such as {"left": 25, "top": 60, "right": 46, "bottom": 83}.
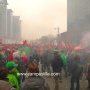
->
{"left": 87, "top": 64, "right": 90, "bottom": 80}
{"left": 70, "top": 58, "right": 83, "bottom": 79}
{"left": 51, "top": 54, "right": 63, "bottom": 73}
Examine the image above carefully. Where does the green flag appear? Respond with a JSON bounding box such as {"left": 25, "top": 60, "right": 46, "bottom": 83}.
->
{"left": 60, "top": 52, "right": 68, "bottom": 65}
{"left": 24, "top": 47, "right": 31, "bottom": 56}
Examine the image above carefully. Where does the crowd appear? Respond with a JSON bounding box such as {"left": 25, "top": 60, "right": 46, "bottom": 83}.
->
{"left": 0, "top": 43, "right": 90, "bottom": 90}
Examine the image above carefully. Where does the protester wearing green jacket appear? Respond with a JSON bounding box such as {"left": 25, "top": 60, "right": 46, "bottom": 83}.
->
{"left": 6, "top": 61, "right": 20, "bottom": 90}
{"left": 7, "top": 74, "right": 19, "bottom": 90}
{"left": 60, "top": 51, "right": 68, "bottom": 65}
{"left": 60, "top": 51, "right": 68, "bottom": 77}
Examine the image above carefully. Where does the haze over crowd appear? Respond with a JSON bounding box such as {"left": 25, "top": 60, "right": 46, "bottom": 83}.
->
{"left": 7, "top": 0, "right": 67, "bottom": 40}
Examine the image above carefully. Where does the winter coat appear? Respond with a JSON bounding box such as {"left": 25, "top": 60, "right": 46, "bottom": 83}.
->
{"left": 51, "top": 55, "right": 63, "bottom": 73}
{"left": 87, "top": 64, "right": 90, "bottom": 80}
{"left": 8, "top": 52, "right": 13, "bottom": 61}
{"left": 70, "top": 59, "right": 83, "bottom": 79}
{"left": 6, "top": 74, "right": 19, "bottom": 90}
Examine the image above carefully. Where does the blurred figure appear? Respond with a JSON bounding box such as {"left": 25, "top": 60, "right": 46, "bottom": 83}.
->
{"left": 0, "top": 53, "right": 7, "bottom": 65}
{"left": 51, "top": 50, "right": 64, "bottom": 90}
{"left": 21, "top": 58, "right": 50, "bottom": 90}
{"left": 6, "top": 74, "right": 19, "bottom": 90}
{"left": 6, "top": 61, "right": 20, "bottom": 90}
{"left": 41, "top": 50, "right": 52, "bottom": 73}
{"left": 14, "top": 57, "right": 26, "bottom": 83}
{"left": 70, "top": 55, "right": 83, "bottom": 90}
{"left": 8, "top": 50, "right": 14, "bottom": 61}
{"left": 0, "top": 62, "right": 19, "bottom": 90}
{"left": 32, "top": 49, "right": 40, "bottom": 64}
{"left": 60, "top": 50, "right": 68, "bottom": 77}
{"left": 21, "top": 52, "right": 29, "bottom": 65}
{"left": 0, "top": 65, "right": 8, "bottom": 81}
{"left": 0, "top": 80, "right": 15, "bottom": 90}
{"left": 21, "top": 76, "right": 50, "bottom": 90}
{"left": 80, "top": 52, "right": 89, "bottom": 78}
{"left": 27, "top": 59, "right": 39, "bottom": 73}
{"left": 51, "top": 50, "right": 63, "bottom": 74}
{"left": 67, "top": 53, "right": 75, "bottom": 76}
{"left": 87, "top": 59, "right": 90, "bottom": 89}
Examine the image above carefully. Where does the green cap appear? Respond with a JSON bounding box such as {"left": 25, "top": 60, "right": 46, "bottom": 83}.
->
{"left": 6, "top": 62, "right": 18, "bottom": 69}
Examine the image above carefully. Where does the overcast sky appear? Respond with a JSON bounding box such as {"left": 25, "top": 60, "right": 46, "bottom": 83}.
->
{"left": 7, "top": 0, "right": 67, "bottom": 40}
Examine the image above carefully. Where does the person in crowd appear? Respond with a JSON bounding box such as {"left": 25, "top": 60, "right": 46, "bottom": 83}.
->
{"left": 21, "top": 57, "right": 50, "bottom": 90}
{"left": 21, "top": 52, "right": 29, "bottom": 65}
{"left": 6, "top": 62, "right": 20, "bottom": 85}
{"left": 70, "top": 55, "right": 83, "bottom": 90}
{"left": 8, "top": 50, "right": 14, "bottom": 61}
{"left": 0, "top": 80, "right": 15, "bottom": 90}
{"left": 27, "top": 58, "right": 39, "bottom": 73}
{"left": 51, "top": 50, "right": 64, "bottom": 90}
{"left": 60, "top": 50, "right": 68, "bottom": 77}
{"left": 51, "top": 50, "right": 64, "bottom": 74}
{"left": 6, "top": 73, "right": 20, "bottom": 90}
{"left": 80, "top": 52, "right": 89, "bottom": 78}
{"left": 41, "top": 49, "right": 52, "bottom": 73}
{"left": 0, "top": 65, "right": 8, "bottom": 81}
{"left": 87, "top": 59, "right": 90, "bottom": 89}
{"left": 0, "top": 53, "right": 7, "bottom": 65}
{"left": 14, "top": 57, "right": 26, "bottom": 82}
{"left": 67, "top": 53, "right": 75, "bottom": 76}
{"left": 0, "top": 62, "right": 19, "bottom": 90}
{"left": 32, "top": 49, "right": 40, "bottom": 64}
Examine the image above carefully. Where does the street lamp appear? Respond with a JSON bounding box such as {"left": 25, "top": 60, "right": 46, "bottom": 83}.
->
{"left": 54, "top": 27, "right": 60, "bottom": 44}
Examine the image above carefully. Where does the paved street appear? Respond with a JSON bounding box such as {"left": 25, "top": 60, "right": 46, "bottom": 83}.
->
{"left": 45, "top": 76, "right": 88, "bottom": 90}
{"left": 39, "top": 63, "right": 88, "bottom": 90}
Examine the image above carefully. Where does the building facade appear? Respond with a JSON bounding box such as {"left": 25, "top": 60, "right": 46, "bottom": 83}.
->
{"left": 12, "top": 16, "right": 21, "bottom": 43}
{"left": 67, "top": 0, "right": 90, "bottom": 44}
{"left": 7, "top": 9, "right": 13, "bottom": 43}
{"left": 0, "top": 0, "right": 22, "bottom": 44}
{"left": 0, "top": 0, "right": 7, "bottom": 43}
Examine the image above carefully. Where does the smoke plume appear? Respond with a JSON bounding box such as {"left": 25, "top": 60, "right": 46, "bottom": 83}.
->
{"left": 81, "top": 32, "right": 90, "bottom": 48}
